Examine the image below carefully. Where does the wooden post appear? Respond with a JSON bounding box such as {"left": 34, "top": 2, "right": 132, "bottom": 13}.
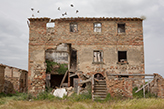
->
{"left": 92, "top": 75, "right": 94, "bottom": 101}
{"left": 68, "top": 72, "right": 70, "bottom": 87}
{"left": 143, "top": 87, "right": 145, "bottom": 98}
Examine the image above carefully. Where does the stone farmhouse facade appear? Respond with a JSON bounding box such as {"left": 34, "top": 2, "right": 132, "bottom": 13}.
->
{"left": 28, "top": 17, "right": 145, "bottom": 97}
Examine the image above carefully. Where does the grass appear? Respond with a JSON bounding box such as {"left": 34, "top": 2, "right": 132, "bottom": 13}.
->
{"left": 0, "top": 87, "right": 162, "bottom": 109}
{"left": 0, "top": 98, "right": 164, "bottom": 109}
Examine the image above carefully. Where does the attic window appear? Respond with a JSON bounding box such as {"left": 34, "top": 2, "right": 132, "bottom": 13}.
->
{"left": 118, "top": 24, "right": 125, "bottom": 33}
{"left": 94, "top": 23, "right": 101, "bottom": 32}
{"left": 93, "top": 50, "right": 103, "bottom": 63}
{"left": 70, "top": 23, "right": 78, "bottom": 32}
{"left": 118, "top": 51, "right": 127, "bottom": 62}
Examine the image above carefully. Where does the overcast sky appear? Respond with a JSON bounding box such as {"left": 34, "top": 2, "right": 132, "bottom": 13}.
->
{"left": 0, "top": 0, "right": 163, "bottom": 76}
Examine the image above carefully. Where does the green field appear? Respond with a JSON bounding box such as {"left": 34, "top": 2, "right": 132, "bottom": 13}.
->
{"left": 0, "top": 98, "right": 164, "bottom": 109}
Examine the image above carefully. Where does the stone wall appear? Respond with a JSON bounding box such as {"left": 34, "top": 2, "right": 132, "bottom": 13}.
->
{"left": 0, "top": 65, "right": 5, "bottom": 93}
{"left": 3, "top": 65, "right": 28, "bottom": 93}
{"left": 149, "top": 73, "right": 164, "bottom": 98}
{"left": 28, "top": 17, "right": 144, "bottom": 95}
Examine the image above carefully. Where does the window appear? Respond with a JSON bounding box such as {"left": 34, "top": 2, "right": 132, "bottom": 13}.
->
{"left": 93, "top": 50, "right": 103, "bottom": 63}
{"left": 118, "top": 51, "right": 127, "bottom": 62}
{"left": 94, "top": 23, "right": 101, "bottom": 32}
{"left": 70, "top": 23, "right": 78, "bottom": 32}
{"left": 118, "top": 24, "right": 125, "bottom": 33}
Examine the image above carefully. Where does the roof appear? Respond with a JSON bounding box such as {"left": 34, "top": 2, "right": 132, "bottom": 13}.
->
{"left": 28, "top": 17, "right": 143, "bottom": 22}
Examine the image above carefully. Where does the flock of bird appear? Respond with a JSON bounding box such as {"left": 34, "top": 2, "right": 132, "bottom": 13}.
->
{"left": 31, "top": 4, "right": 79, "bottom": 17}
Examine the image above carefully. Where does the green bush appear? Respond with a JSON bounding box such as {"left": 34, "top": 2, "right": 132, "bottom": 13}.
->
{"left": 46, "top": 60, "right": 68, "bottom": 74}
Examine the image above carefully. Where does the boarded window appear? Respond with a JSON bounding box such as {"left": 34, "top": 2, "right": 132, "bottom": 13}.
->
{"left": 93, "top": 51, "right": 103, "bottom": 62}
{"left": 94, "top": 23, "right": 101, "bottom": 32}
{"left": 70, "top": 23, "right": 78, "bottom": 32}
{"left": 118, "top": 51, "right": 127, "bottom": 62}
{"left": 118, "top": 24, "right": 125, "bottom": 33}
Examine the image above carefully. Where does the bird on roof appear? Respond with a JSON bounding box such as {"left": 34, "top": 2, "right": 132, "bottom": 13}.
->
{"left": 37, "top": 10, "right": 39, "bottom": 13}
{"left": 70, "top": 4, "right": 74, "bottom": 7}
{"left": 32, "top": 14, "right": 34, "bottom": 17}
{"left": 58, "top": 7, "right": 60, "bottom": 10}
{"left": 31, "top": 8, "right": 34, "bottom": 11}
{"left": 64, "top": 12, "right": 67, "bottom": 15}
{"left": 62, "top": 14, "right": 65, "bottom": 16}
{"left": 76, "top": 10, "right": 79, "bottom": 13}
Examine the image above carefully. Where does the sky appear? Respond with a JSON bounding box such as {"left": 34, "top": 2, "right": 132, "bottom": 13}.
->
{"left": 0, "top": 0, "right": 163, "bottom": 76}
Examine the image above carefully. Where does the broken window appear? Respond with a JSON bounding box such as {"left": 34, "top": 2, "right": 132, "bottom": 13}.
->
{"left": 118, "top": 51, "right": 127, "bottom": 62}
{"left": 93, "top": 50, "right": 103, "bottom": 63}
{"left": 118, "top": 23, "right": 125, "bottom": 33}
{"left": 70, "top": 23, "right": 78, "bottom": 32}
{"left": 94, "top": 23, "right": 101, "bottom": 32}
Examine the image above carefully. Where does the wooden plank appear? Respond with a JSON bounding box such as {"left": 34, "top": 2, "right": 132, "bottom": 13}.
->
{"left": 60, "top": 70, "right": 68, "bottom": 88}
{"left": 79, "top": 78, "right": 91, "bottom": 84}
{"left": 69, "top": 73, "right": 77, "bottom": 77}
{"left": 107, "top": 74, "right": 154, "bottom": 76}
{"left": 135, "top": 80, "right": 152, "bottom": 93}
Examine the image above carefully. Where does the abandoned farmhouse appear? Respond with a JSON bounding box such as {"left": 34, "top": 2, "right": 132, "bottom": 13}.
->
{"left": 28, "top": 17, "right": 146, "bottom": 98}
{"left": 1, "top": 17, "right": 163, "bottom": 99}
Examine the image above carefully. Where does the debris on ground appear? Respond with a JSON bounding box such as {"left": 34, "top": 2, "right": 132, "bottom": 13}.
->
{"left": 53, "top": 88, "right": 67, "bottom": 98}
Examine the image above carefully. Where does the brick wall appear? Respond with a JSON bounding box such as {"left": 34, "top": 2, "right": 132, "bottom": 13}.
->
{"left": 28, "top": 17, "right": 144, "bottom": 95}
{"left": 0, "top": 65, "right": 5, "bottom": 93}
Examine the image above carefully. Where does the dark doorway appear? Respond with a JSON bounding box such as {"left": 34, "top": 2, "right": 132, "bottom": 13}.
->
{"left": 50, "top": 74, "right": 68, "bottom": 88}
{"left": 70, "top": 49, "right": 77, "bottom": 71}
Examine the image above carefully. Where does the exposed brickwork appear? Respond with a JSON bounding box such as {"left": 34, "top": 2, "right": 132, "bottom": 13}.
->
{"left": 0, "top": 65, "right": 5, "bottom": 93}
{"left": 106, "top": 78, "right": 133, "bottom": 98}
{"left": 28, "top": 17, "right": 144, "bottom": 96}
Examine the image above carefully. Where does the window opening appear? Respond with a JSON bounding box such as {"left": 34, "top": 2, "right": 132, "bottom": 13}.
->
{"left": 70, "top": 23, "right": 78, "bottom": 32}
{"left": 118, "top": 24, "right": 125, "bottom": 33}
{"left": 118, "top": 51, "right": 127, "bottom": 62}
{"left": 93, "top": 50, "right": 103, "bottom": 62}
{"left": 94, "top": 23, "right": 101, "bottom": 32}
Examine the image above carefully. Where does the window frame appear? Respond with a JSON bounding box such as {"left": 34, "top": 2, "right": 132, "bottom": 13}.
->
{"left": 93, "top": 50, "right": 103, "bottom": 64}
{"left": 118, "top": 51, "right": 127, "bottom": 62}
{"left": 70, "top": 23, "right": 78, "bottom": 32}
{"left": 93, "top": 22, "right": 102, "bottom": 32}
{"left": 117, "top": 23, "right": 125, "bottom": 33}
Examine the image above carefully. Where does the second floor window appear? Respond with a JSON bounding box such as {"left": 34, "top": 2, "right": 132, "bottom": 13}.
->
{"left": 70, "top": 23, "right": 78, "bottom": 32}
{"left": 93, "top": 50, "right": 103, "bottom": 63}
{"left": 118, "top": 51, "right": 127, "bottom": 62}
{"left": 118, "top": 23, "right": 125, "bottom": 33}
{"left": 94, "top": 23, "right": 101, "bottom": 32}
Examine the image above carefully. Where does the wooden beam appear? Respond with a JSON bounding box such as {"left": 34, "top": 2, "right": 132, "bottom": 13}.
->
{"left": 107, "top": 74, "right": 154, "bottom": 76}
{"left": 69, "top": 73, "right": 77, "bottom": 77}
{"left": 79, "top": 78, "right": 91, "bottom": 84}
{"left": 60, "top": 70, "right": 68, "bottom": 88}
